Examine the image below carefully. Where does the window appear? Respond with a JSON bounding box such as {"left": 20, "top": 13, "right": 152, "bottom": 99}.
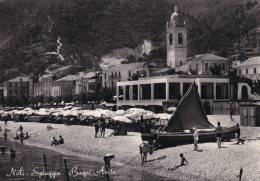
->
{"left": 15, "top": 83, "right": 18, "bottom": 87}
{"left": 115, "top": 72, "right": 117, "bottom": 78}
{"left": 169, "top": 34, "right": 173, "bottom": 45}
{"left": 246, "top": 69, "right": 248, "bottom": 74}
{"left": 196, "top": 64, "right": 198, "bottom": 70}
{"left": 104, "top": 73, "right": 106, "bottom": 79}
{"left": 222, "top": 63, "right": 225, "bottom": 70}
{"left": 178, "top": 33, "right": 183, "bottom": 45}
{"left": 254, "top": 68, "right": 256, "bottom": 74}
{"left": 105, "top": 82, "right": 107, "bottom": 88}
{"left": 9, "top": 83, "right": 12, "bottom": 87}
{"left": 180, "top": 61, "right": 182, "bottom": 66}
{"left": 128, "top": 71, "right": 131, "bottom": 77}
{"left": 119, "top": 72, "right": 121, "bottom": 76}
{"left": 9, "top": 90, "right": 12, "bottom": 95}
{"left": 214, "top": 63, "right": 217, "bottom": 68}
{"left": 239, "top": 69, "right": 241, "bottom": 75}
{"left": 111, "top": 73, "right": 113, "bottom": 78}
{"left": 205, "top": 63, "right": 208, "bottom": 70}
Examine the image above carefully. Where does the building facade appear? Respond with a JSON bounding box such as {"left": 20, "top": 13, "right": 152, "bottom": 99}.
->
{"left": 102, "top": 62, "right": 150, "bottom": 92}
{"left": 117, "top": 75, "right": 230, "bottom": 110}
{"left": 237, "top": 56, "right": 260, "bottom": 81}
{"left": 3, "top": 77, "right": 30, "bottom": 98}
{"left": 166, "top": 6, "right": 187, "bottom": 68}
{"left": 177, "top": 54, "right": 229, "bottom": 74}
{"left": 52, "top": 75, "right": 78, "bottom": 97}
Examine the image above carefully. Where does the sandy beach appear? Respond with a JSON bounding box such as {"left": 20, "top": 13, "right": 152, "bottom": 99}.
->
{"left": 1, "top": 115, "right": 260, "bottom": 181}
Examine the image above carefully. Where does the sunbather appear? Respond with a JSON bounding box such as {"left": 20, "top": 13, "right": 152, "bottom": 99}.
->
{"left": 168, "top": 153, "right": 188, "bottom": 171}
{"left": 51, "top": 137, "right": 58, "bottom": 146}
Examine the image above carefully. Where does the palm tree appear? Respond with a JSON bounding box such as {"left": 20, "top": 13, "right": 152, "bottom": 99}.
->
{"left": 209, "top": 65, "right": 222, "bottom": 75}
{"left": 128, "top": 73, "right": 140, "bottom": 81}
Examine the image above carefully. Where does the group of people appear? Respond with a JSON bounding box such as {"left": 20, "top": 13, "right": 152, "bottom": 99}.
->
{"left": 193, "top": 122, "right": 244, "bottom": 151}
{"left": 51, "top": 135, "right": 64, "bottom": 146}
{"left": 94, "top": 115, "right": 106, "bottom": 138}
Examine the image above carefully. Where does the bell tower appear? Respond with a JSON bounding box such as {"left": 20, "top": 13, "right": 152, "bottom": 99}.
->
{"left": 166, "top": 6, "right": 187, "bottom": 68}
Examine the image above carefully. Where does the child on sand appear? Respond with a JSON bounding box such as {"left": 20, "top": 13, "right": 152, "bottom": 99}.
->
{"left": 168, "top": 153, "right": 188, "bottom": 171}
{"left": 215, "top": 122, "right": 223, "bottom": 149}
{"left": 14, "top": 134, "right": 19, "bottom": 140}
{"left": 10, "top": 149, "right": 15, "bottom": 158}
{"left": 51, "top": 137, "right": 58, "bottom": 146}
{"left": 24, "top": 132, "right": 29, "bottom": 139}
{"left": 58, "top": 135, "right": 64, "bottom": 144}
{"left": 193, "top": 127, "right": 199, "bottom": 151}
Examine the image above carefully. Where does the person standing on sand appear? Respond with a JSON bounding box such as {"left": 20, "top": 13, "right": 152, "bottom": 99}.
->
{"left": 94, "top": 121, "right": 99, "bottom": 138}
{"left": 4, "top": 119, "right": 8, "bottom": 127}
{"left": 101, "top": 121, "right": 106, "bottom": 138}
{"left": 230, "top": 110, "right": 233, "bottom": 121}
{"left": 19, "top": 131, "right": 24, "bottom": 144}
{"left": 215, "top": 122, "right": 223, "bottom": 149}
{"left": 193, "top": 127, "right": 199, "bottom": 151}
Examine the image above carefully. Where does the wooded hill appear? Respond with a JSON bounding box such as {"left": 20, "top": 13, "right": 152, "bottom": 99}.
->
{"left": 0, "top": 0, "right": 259, "bottom": 83}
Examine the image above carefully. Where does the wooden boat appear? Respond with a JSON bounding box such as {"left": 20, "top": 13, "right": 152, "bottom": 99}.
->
{"left": 141, "top": 81, "right": 239, "bottom": 147}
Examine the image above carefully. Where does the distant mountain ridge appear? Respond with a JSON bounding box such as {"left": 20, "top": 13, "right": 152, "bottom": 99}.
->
{"left": 0, "top": 0, "right": 259, "bottom": 83}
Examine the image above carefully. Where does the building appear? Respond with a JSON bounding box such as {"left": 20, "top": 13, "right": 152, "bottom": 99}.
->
{"left": 177, "top": 54, "right": 229, "bottom": 74}
{"left": 236, "top": 56, "right": 260, "bottom": 81}
{"left": 75, "top": 71, "right": 102, "bottom": 94}
{"left": 52, "top": 75, "right": 78, "bottom": 97}
{"left": 117, "top": 75, "right": 230, "bottom": 111}
{"left": 102, "top": 62, "right": 150, "bottom": 92}
{"left": 33, "top": 65, "right": 74, "bottom": 97}
{"left": 3, "top": 76, "right": 30, "bottom": 98}
{"left": 42, "top": 52, "right": 65, "bottom": 63}
{"left": 166, "top": 6, "right": 187, "bottom": 68}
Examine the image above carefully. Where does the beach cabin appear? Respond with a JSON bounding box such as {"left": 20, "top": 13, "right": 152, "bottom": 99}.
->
{"left": 240, "top": 104, "right": 260, "bottom": 126}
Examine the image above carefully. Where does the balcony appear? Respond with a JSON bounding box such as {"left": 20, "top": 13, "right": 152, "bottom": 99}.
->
{"left": 108, "top": 75, "right": 121, "bottom": 80}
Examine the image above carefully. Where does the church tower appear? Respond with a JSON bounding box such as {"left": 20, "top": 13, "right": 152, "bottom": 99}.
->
{"left": 166, "top": 6, "right": 187, "bottom": 68}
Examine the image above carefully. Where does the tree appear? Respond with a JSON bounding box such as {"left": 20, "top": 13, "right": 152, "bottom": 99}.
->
{"left": 53, "top": 96, "right": 62, "bottom": 105}
{"left": 209, "top": 65, "right": 222, "bottom": 75}
{"left": 167, "top": 68, "right": 176, "bottom": 75}
{"left": 128, "top": 73, "right": 140, "bottom": 81}
{"left": 188, "top": 69, "right": 199, "bottom": 75}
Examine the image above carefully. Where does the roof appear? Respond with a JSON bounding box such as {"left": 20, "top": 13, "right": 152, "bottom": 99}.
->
{"left": 152, "top": 68, "right": 169, "bottom": 74}
{"left": 104, "top": 62, "right": 146, "bottom": 71}
{"left": 55, "top": 75, "right": 78, "bottom": 82}
{"left": 51, "top": 65, "right": 73, "bottom": 74}
{"left": 83, "top": 72, "right": 96, "bottom": 79}
{"left": 237, "top": 56, "right": 260, "bottom": 67}
{"left": 6, "top": 76, "right": 29, "bottom": 82}
{"left": 188, "top": 54, "right": 228, "bottom": 62}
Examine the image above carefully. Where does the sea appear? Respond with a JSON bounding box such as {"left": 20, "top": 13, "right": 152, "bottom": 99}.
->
{"left": 0, "top": 137, "right": 175, "bottom": 181}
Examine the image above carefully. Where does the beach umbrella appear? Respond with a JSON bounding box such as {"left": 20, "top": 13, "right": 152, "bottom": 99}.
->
{"left": 64, "top": 106, "right": 74, "bottom": 110}
{"left": 112, "top": 116, "right": 132, "bottom": 123}
{"left": 126, "top": 108, "right": 146, "bottom": 114}
{"left": 114, "top": 110, "right": 125, "bottom": 116}
{"left": 52, "top": 112, "right": 63, "bottom": 116}
{"left": 71, "top": 107, "right": 82, "bottom": 111}
{"left": 153, "top": 113, "right": 172, "bottom": 120}
{"left": 167, "top": 107, "right": 177, "bottom": 112}
{"left": 23, "top": 107, "right": 33, "bottom": 111}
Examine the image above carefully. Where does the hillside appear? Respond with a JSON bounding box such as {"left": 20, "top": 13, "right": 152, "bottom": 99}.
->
{"left": 0, "top": 0, "right": 259, "bottom": 83}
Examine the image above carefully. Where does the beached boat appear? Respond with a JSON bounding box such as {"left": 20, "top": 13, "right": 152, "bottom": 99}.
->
{"left": 141, "top": 81, "right": 239, "bottom": 147}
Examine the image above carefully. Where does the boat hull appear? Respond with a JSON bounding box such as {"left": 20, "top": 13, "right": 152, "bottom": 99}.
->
{"left": 141, "top": 126, "right": 239, "bottom": 147}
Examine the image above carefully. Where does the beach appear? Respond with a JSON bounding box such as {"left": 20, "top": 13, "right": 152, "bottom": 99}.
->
{"left": 1, "top": 115, "right": 260, "bottom": 181}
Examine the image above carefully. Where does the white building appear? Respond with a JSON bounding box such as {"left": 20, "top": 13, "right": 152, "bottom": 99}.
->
{"left": 237, "top": 56, "right": 260, "bottom": 81}
{"left": 177, "top": 54, "right": 229, "bottom": 74}
{"left": 102, "top": 62, "right": 150, "bottom": 92}
{"left": 117, "top": 75, "right": 230, "bottom": 110}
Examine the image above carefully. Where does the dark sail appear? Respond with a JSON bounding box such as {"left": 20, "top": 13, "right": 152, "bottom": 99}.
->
{"left": 163, "top": 81, "right": 214, "bottom": 132}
